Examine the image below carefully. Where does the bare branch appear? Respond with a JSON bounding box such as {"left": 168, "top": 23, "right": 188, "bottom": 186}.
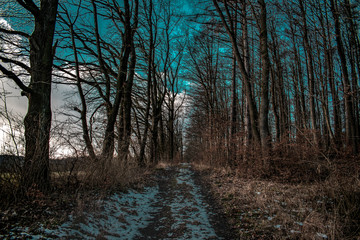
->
{"left": 0, "top": 63, "right": 33, "bottom": 94}
{"left": 0, "top": 28, "right": 30, "bottom": 39}
{"left": 0, "top": 56, "right": 31, "bottom": 73}
{"left": 16, "top": 0, "right": 40, "bottom": 17}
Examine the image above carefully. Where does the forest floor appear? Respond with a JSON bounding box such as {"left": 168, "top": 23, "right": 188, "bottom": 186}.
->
{"left": 0, "top": 163, "right": 235, "bottom": 239}
{"left": 195, "top": 164, "right": 359, "bottom": 240}
{"left": 1, "top": 162, "right": 357, "bottom": 239}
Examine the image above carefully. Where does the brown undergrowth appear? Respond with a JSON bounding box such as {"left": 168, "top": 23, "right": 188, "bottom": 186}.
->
{"left": 0, "top": 156, "right": 153, "bottom": 237}
{"left": 194, "top": 148, "right": 360, "bottom": 239}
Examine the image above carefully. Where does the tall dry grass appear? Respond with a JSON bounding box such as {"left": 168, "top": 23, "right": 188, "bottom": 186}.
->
{"left": 192, "top": 132, "right": 360, "bottom": 239}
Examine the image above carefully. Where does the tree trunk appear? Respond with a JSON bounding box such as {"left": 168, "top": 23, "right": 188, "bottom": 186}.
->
{"left": 118, "top": 43, "right": 137, "bottom": 161}
{"left": 271, "top": 68, "right": 280, "bottom": 142}
{"left": 138, "top": 0, "right": 154, "bottom": 167}
{"left": 258, "top": 0, "right": 271, "bottom": 150}
{"left": 68, "top": 18, "right": 97, "bottom": 160}
{"left": 344, "top": 0, "right": 359, "bottom": 150}
{"left": 91, "top": 0, "right": 137, "bottom": 162}
{"left": 22, "top": 0, "right": 59, "bottom": 192}
{"left": 212, "top": 0, "right": 260, "bottom": 144}
{"left": 229, "top": 4, "right": 238, "bottom": 165}
{"left": 242, "top": 3, "right": 252, "bottom": 148}
{"left": 317, "top": 1, "right": 338, "bottom": 148}
{"left": 299, "top": 0, "right": 318, "bottom": 145}
{"left": 331, "top": 0, "right": 357, "bottom": 152}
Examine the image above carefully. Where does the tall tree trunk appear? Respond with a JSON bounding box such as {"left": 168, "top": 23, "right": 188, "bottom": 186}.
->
{"left": 138, "top": 0, "right": 154, "bottom": 167}
{"left": 169, "top": 98, "right": 175, "bottom": 161}
{"left": 271, "top": 68, "right": 280, "bottom": 142}
{"left": 118, "top": 44, "right": 137, "bottom": 161}
{"left": 242, "top": 3, "right": 252, "bottom": 148}
{"left": 344, "top": 0, "right": 360, "bottom": 149}
{"left": 67, "top": 16, "right": 97, "bottom": 160}
{"left": 327, "top": 48, "right": 341, "bottom": 147}
{"left": 331, "top": 0, "right": 357, "bottom": 152}
{"left": 291, "top": 60, "right": 303, "bottom": 134}
{"left": 229, "top": 52, "right": 237, "bottom": 164}
{"left": 317, "top": 0, "right": 338, "bottom": 148}
{"left": 91, "top": 0, "right": 136, "bottom": 162}
{"left": 258, "top": 0, "right": 271, "bottom": 150}
{"left": 212, "top": 0, "right": 260, "bottom": 144}
{"left": 299, "top": 0, "right": 318, "bottom": 145}
{"left": 230, "top": 4, "right": 238, "bottom": 165}
{"left": 21, "top": 0, "right": 59, "bottom": 192}
{"left": 151, "top": 97, "right": 160, "bottom": 164}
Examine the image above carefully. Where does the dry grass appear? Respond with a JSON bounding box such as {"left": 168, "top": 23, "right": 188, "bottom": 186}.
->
{"left": 50, "top": 156, "right": 148, "bottom": 190}
{"left": 0, "top": 156, "right": 157, "bottom": 237}
{"left": 156, "top": 161, "right": 175, "bottom": 169}
{"left": 190, "top": 130, "right": 360, "bottom": 238}
{"left": 195, "top": 163, "right": 360, "bottom": 240}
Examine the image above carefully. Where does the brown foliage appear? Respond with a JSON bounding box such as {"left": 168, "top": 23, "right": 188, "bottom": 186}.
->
{"left": 191, "top": 128, "right": 360, "bottom": 239}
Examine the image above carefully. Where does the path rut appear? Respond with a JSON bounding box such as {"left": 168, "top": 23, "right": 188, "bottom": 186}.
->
{"left": 36, "top": 163, "right": 235, "bottom": 239}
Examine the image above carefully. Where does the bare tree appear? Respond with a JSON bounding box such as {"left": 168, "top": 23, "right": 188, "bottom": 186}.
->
{"left": 331, "top": 0, "right": 357, "bottom": 152}
{"left": 257, "top": 0, "right": 271, "bottom": 150}
{"left": 212, "top": 0, "right": 261, "bottom": 145}
{"left": 56, "top": 0, "right": 139, "bottom": 166}
{"left": 0, "top": 0, "right": 58, "bottom": 191}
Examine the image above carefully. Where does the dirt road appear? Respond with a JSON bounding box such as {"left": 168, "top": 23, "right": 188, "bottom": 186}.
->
{"left": 34, "top": 163, "right": 235, "bottom": 239}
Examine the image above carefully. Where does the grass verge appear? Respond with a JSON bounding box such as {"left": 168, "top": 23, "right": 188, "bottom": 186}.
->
{"left": 195, "top": 163, "right": 360, "bottom": 239}
{"left": 0, "top": 157, "right": 155, "bottom": 238}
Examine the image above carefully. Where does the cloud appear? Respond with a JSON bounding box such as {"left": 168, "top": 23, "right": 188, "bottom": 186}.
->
{"left": 0, "top": 18, "right": 28, "bottom": 117}
{"left": 0, "top": 17, "right": 75, "bottom": 118}
{"left": 0, "top": 18, "right": 76, "bottom": 155}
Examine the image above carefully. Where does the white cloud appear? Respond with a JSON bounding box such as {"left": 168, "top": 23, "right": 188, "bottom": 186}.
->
{"left": 0, "top": 17, "right": 29, "bottom": 117}
{"left": 0, "top": 18, "right": 77, "bottom": 157}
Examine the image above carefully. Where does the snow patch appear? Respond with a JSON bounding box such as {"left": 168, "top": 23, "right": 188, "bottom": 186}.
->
{"left": 274, "top": 224, "right": 282, "bottom": 229}
{"left": 317, "top": 232, "right": 328, "bottom": 239}
{"left": 170, "top": 163, "right": 220, "bottom": 239}
{"left": 36, "top": 186, "right": 160, "bottom": 239}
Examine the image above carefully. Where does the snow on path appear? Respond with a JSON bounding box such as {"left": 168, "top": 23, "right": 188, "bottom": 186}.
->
{"left": 168, "top": 163, "right": 218, "bottom": 239}
{"left": 31, "top": 163, "right": 224, "bottom": 239}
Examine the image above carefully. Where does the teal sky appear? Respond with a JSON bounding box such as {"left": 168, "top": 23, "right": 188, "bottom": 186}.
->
{"left": 0, "top": 0, "right": 200, "bottom": 119}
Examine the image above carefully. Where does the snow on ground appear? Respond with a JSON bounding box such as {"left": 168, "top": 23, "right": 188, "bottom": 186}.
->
{"left": 169, "top": 163, "right": 218, "bottom": 239}
{"left": 11, "top": 163, "right": 222, "bottom": 239}
{"left": 170, "top": 164, "right": 218, "bottom": 239}
{"left": 38, "top": 186, "right": 160, "bottom": 239}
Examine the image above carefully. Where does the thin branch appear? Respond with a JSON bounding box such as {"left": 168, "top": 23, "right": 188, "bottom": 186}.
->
{"left": 0, "top": 63, "right": 33, "bottom": 94}
{"left": 0, "top": 28, "right": 30, "bottom": 39}
{"left": 0, "top": 56, "right": 31, "bottom": 73}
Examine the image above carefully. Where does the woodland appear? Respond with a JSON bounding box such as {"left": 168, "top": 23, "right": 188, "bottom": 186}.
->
{"left": 0, "top": 0, "right": 360, "bottom": 238}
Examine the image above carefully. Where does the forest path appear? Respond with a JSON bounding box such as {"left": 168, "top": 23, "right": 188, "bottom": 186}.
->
{"left": 38, "top": 163, "right": 234, "bottom": 239}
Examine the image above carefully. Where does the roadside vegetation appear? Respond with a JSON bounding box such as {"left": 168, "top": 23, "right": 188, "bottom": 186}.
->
{"left": 193, "top": 142, "right": 360, "bottom": 239}
{"left": 0, "top": 155, "right": 154, "bottom": 237}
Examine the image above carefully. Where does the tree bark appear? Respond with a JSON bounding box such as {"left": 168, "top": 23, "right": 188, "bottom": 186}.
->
{"left": 22, "top": 0, "right": 59, "bottom": 191}
{"left": 258, "top": 0, "right": 271, "bottom": 150}
{"left": 118, "top": 40, "right": 137, "bottom": 161}
{"left": 344, "top": 0, "right": 359, "bottom": 149}
{"left": 139, "top": 0, "right": 154, "bottom": 167}
{"left": 331, "top": 0, "right": 357, "bottom": 152}
{"left": 299, "top": 0, "right": 318, "bottom": 145}
{"left": 242, "top": 2, "right": 252, "bottom": 148}
{"left": 90, "top": 0, "right": 137, "bottom": 163}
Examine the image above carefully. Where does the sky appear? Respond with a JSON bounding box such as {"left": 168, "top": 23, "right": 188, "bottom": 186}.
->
{"left": 0, "top": 0, "right": 198, "bottom": 156}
